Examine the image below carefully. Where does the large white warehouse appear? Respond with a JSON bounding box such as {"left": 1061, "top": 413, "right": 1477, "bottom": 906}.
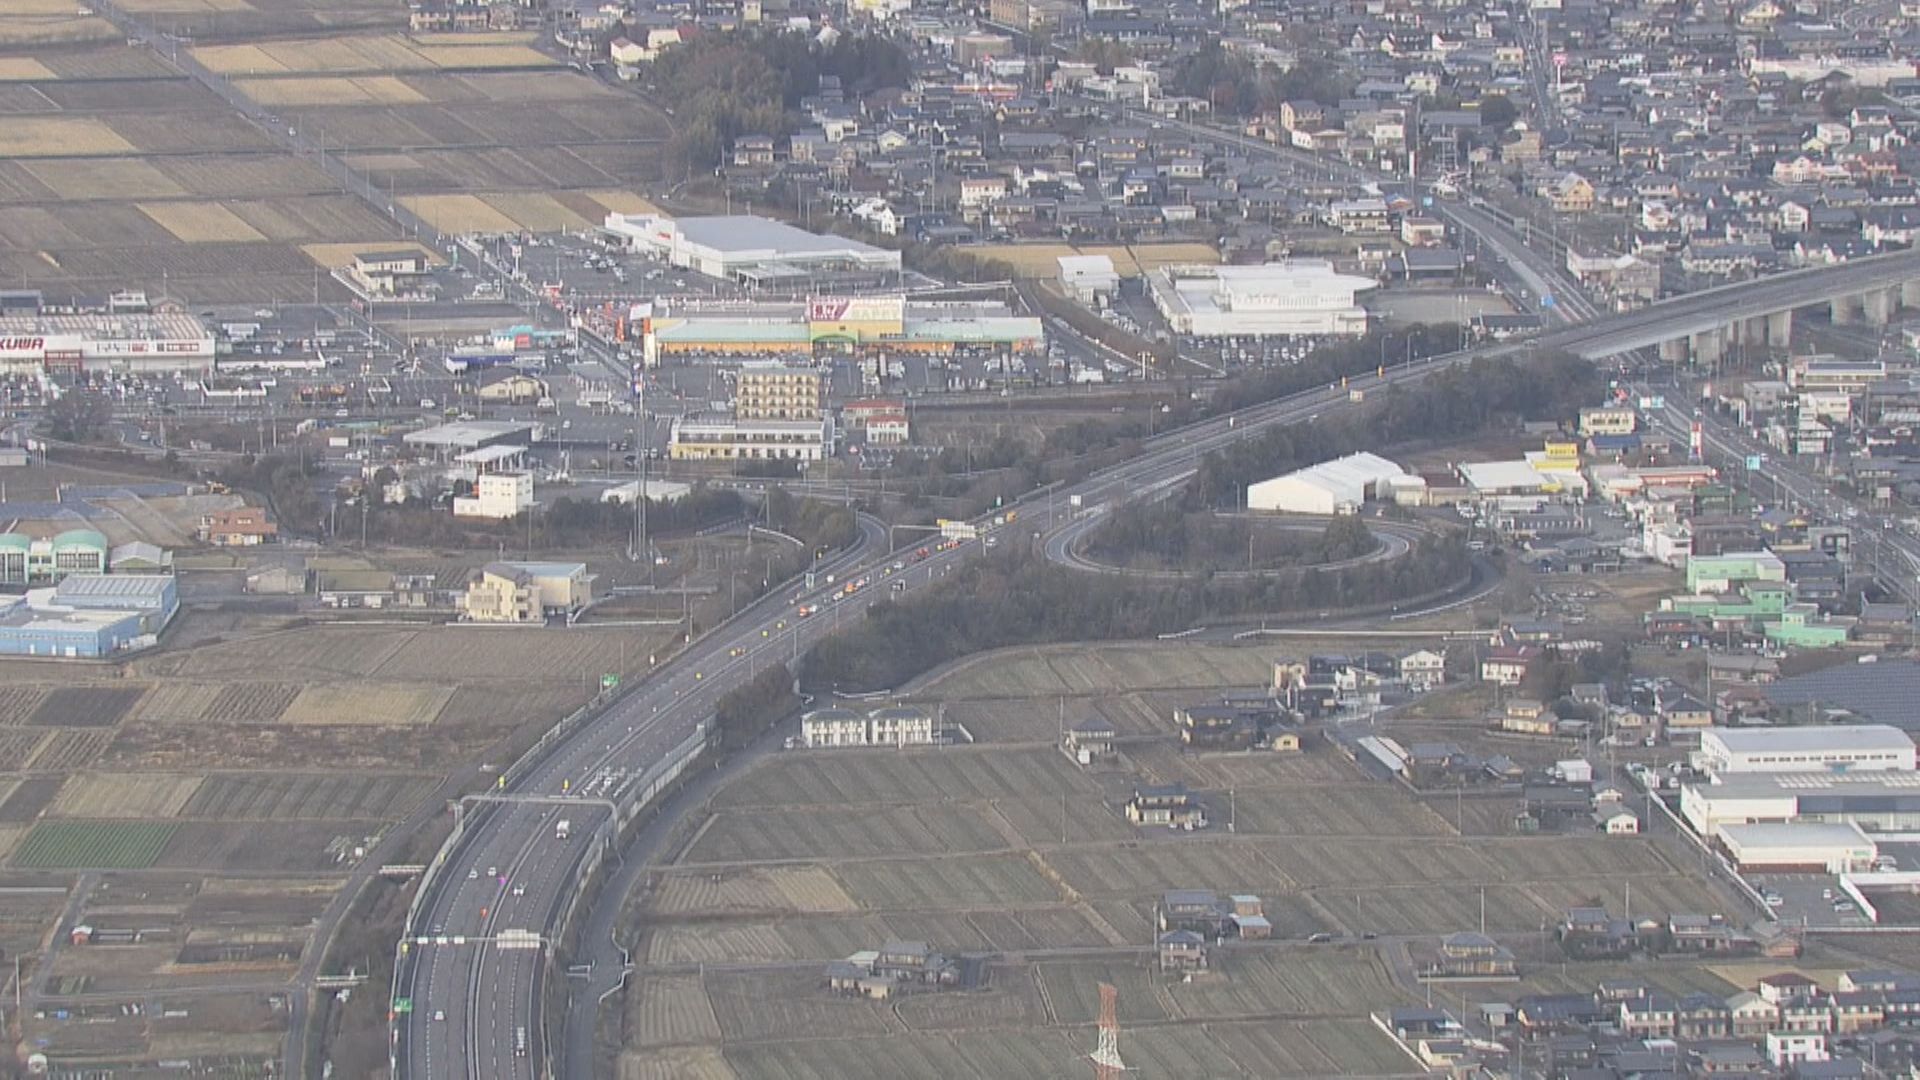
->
{"left": 1247, "top": 452, "right": 1405, "bottom": 515}
{"left": 1148, "top": 261, "right": 1376, "bottom": 338}
{"left": 1682, "top": 771, "right": 1920, "bottom": 839}
{"left": 602, "top": 213, "right": 901, "bottom": 285}
{"left": 1720, "top": 821, "right": 1878, "bottom": 874}
{"left": 1695, "top": 725, "right": 1917, "bottom": 776}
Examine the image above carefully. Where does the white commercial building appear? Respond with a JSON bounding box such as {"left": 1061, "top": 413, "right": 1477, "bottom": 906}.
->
{"left": 1720, "top": 821, "right": 1878, "bottom": 874}
{"left": 1246, "top": 452, "right": 1405, "bottom": 515}
{"left": 602, "top": 213, "right": 901, "bottom": 285}
{"left": 454, "top": 471, "right": 533, "bottom": 519}
{"left": 1147, "top": 261, "right": 1376, "bottom": 338}
{"left": 0, "top": 311, "right": 215, "bottom": 375}
{"left": 1057, "top": 254, "right": 1120, "bottom": 305}
{"left": 668, "top": 415, "right": 828, "bottom": 462}
{"left": 601, "top": 479, "right": 692, "bottom": 505}
{"left": 403, "top": 420, "right": 541, "bottom": 459}
{"left": 800, "top": 706, "right": 938, "bottom": 748}
{"left": 1695, "top": 725, "right": 1917, "bottom": 776}
{"left": 1681, "top": 771, "right": 1920, "bottom": 839}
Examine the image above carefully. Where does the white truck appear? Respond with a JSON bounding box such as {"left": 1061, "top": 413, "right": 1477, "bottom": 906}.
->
{"left": 554, "top": 819, "right": 570, "bottom": 841}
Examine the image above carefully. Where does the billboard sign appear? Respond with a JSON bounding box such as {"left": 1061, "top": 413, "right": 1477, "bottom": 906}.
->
{"left": 807, "top": 295, "right": 905, "bottom": 325}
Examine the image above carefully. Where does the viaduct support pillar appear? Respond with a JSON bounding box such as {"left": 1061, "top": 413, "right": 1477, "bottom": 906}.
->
{"left": 1767, "top": 310, "right": 1793, "bottom": 346}
{"left": 1690, "top": 329, "right": 1725, "bottom": 367}
{"left": 1866, "top": 288, "right": 1898, "bottom": 327}
{"left": 1659, "top": 338, "right": 1690, "bottom": 365}
{"left": 1832, "top": 294, "right": 1861, "bottom": 325}
{"left": 1904, "top": 279, "right": 1920, "bottom": 308}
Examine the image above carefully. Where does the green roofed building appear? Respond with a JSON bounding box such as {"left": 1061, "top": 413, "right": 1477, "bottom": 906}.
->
{"left": 0, "top": 528, "right": 109, "bottom": 586}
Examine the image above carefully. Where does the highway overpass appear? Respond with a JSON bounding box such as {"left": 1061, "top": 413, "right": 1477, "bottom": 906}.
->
{"left": 1538, "top": 247, "right": 1920, "bottom": 364}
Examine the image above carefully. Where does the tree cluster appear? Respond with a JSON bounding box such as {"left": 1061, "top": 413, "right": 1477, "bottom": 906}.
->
{"left": 801, "top": 537, "right": 1469, "bottom": 693}
{"left": 1087, "top": 502, "right": 1377, "bottom": 571}
{"left": 712, "top": 662, "right": 799, "bottom": 751}
{"left": 219, "top": 453, "right": 326, "bottom": 537}
{"left": 649, "top": 28, "right": 911, "bottom": 172}
{"left": 764, "top": 487, "right": 858, "bottom": 554}
{"left": 1209, "top": 325, "right": 1458, "bottom": 414}
{"left": 43, "top": 390, "right": 111, "bottom": 444}
{"left": 1166, "top": 38, "right": 1352, "bottom": 116}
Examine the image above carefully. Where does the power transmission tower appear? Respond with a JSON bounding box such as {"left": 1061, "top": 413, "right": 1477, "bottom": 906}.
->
{"left": 1090, "top": 982, "right": 1127, "bottom": 1079}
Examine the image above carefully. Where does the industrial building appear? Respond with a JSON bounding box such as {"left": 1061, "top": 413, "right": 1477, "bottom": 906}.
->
{"left": 0, "top": 529, "right": 109, "bottom": 586}
{"left": 453, "top": 471, "right": 533, "bottom": 519}
{"left": 1147, "top": 261, "right": 1377, "bottom": 338}
{"left": 1682, "top": 772, "right": 1920, "bottom": 839}
{"left": 1245, "top": 452, "right": 1408, "bottom": 515}
{"left": 462, "top": 561, "right": 592, "bottom": 623}
{"left": 0, "top": 599, "right": 145, "bottom": 658}
{"left": 0, "top": 311, "right": 215, "bottom": 376}
{"left": 1720, "top": 821, "right": 1879, "bottom": 874}
{"left": 0, "top": 573, "right": 179, "bottom": 658}
{"left": 51, "top": 573, "right": 179, "bottom": 632}
{"left": 602, "top": 213, "right": 901, "bottom": 286}
{"left": 635, "top": 295, "right": 1042, "bottom": 367}
{"left": 1696, "top": 726, "right": 1917, "bottom": 776}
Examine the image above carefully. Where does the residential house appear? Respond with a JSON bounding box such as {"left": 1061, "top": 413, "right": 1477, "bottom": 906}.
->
{"left": 1157, "top": 929, "right": 1209, "bottom": 972}
{"left": 1126, "top": 783, "right": 1206, "bottom": 829}
{"left": 1400, "top": 649, "right": 1446, "bottom": 692}
{"left": 199, "top": 508, "right": 277, "bottom": 546}
{"left": 1428, "top": 931, "right": 1518, "bottom": 978}
{"left": 1064, "top": 717, "right": 1115, "bottom": 764}
{"left": 1481, "top": 645, "right": 1538, "bottom": 687}
{"left": 1158, "top": 889, "right": 1232, "bottom": 936}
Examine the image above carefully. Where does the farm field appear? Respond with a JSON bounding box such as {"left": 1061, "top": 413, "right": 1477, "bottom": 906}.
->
{"left": 15, "top": 821, "right": 176, "bottom": 869}
{"left": 609, "top": 640, "right": 1746, "bottom": 1074}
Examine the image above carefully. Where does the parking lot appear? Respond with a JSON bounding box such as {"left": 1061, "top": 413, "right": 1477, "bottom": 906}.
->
{"left": 1750, "top": 872, "right": 1876, "bottom": 929}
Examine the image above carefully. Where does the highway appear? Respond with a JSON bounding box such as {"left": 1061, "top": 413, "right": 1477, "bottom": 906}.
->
{"left": 398, "top": 514, "right": 895, "bottom": 1076}
{"left": 398, "top": 329, "right": 1464, "bottom": 1077}
{"left": 393, "top": 242, "right": 1920, "bottom": 1076}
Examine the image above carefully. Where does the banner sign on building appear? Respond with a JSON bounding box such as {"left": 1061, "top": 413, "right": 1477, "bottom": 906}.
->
{"left": 807, "top": 295, "right": 905, "bottom": 325}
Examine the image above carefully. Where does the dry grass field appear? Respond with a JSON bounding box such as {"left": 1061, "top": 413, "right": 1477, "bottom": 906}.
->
{"left": 646, "top": 866, "right": 858, "bottom": 918}
{"left": 138, "top": 201, "right": 269, "bottom": 243}
{"left": 0, "top": 14, "right": 118, "bottom": 47}
{"left": 0, "top": 117, "right": 137, "bottom": 157}
{"left": 50, "top": 773, "right": 205, "bottom": 819}
{"left": 584, "top": 189, "right": 663, "bottom": 216}
{"left": 235, "top": 75, "right": 429, "bottom": 106}
{"left": 481, "top": 192, "right": 596, "bottom": 232}
{"left": 192, "top": 33, "right": 553, "bottom": 76}
{"left": 0, "top": 57, "right": 56, "bottom": 80}
{"left": 277, "top": 683, "right": 454, "bottom": 726}
{"left": 396, "top": 192, "right": 522, "bottom": 234}
{"left": 24, "top": 159, "right": 188, "bottom": 200}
